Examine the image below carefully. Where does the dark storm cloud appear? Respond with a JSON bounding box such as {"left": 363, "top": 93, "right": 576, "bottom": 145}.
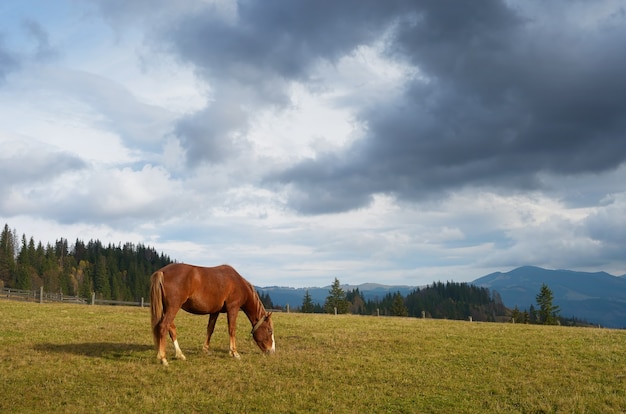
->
{"left": 162, "top": 0, "right": 411, "bottom": 165}
{"left": 272, "top": 1, "right": 626, "bottom": 213}
{"left": 146, "top": 1, "right": 626, "bottom": 212}
{"left": 167, "top": 0, "right": 407, "bottom": 82}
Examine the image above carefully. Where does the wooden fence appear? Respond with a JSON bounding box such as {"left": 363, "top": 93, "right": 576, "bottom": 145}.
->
{"left": 0, "top": 287, "right": 148, "bottom": 307}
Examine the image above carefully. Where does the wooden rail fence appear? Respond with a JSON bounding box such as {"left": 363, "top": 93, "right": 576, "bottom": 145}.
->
{"left": 1, "top": 287, "right": 148, "bottom": 307}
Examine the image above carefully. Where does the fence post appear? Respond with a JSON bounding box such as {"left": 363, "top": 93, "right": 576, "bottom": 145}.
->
{"left": 286, "top": 304, "right": 290, "bottom": 313}
{"left": 141, "top": 297, "right": 144, "bottom": 308}
{"left": 421, "top": 310, "right": 426, "bottom": 319}
{"left": 469, "top": 316, "right": 472, "bottom": 322}
{"left": 334, "top": 307, "right": 337, "bottom": 315}
{"left": 40, "top": 286, "right": 44, "bottom": 304}
{"left": 91, "top": 292, "right": 95, "bottom": 305}
{"left": 377, "top": 308, "right": 380, "bottom": 317}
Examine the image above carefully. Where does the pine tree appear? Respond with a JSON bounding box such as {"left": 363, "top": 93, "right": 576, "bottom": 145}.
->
{"left": 15, "top": 234, "right": 35, "bottom": 289}
{"left": 0, "top": 224, "right": 16, "bottom": 286}
{"left": 528, "top": 304, "right": 537, "bottom": 324}
{"left": 390, "top": 292, "right": 408, "bottom": 316}
{"left": 511, "top": 306, "right": 522, "bottom": 323}
{"left": 301, "top": 290, "right": 315, "bottom": 313}
{"left": 536, "top": 283, "right": 560, "bottom": 325}
{"left": 93, "top": 255, "right": 111, "bottom": 299}
{"left": 324, "top": 278, "right": 349, "bottom": 314}
{"left": 15, "top": 265, "right": 31, "bottom": 290}
{"left": 78, "top": 260, "right": 93, "bottom": 298}
{"left": 259, "top": 292, "right": 274, "bottom": 309}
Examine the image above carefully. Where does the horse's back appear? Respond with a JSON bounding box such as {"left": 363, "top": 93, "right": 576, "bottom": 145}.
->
{"left": 158, "top": 263, "right": 248, "bottom": 314}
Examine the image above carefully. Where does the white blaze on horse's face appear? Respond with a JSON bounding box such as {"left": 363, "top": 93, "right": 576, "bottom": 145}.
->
{"left": 266, "top": 319, "right": 276, "bottom": 354}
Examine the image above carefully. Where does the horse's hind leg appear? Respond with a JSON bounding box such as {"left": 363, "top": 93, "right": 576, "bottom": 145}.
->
{"left": 169, "top": 323, "right": 186, "bottom": 361}
{"left": 155, "top": 318, "right": 170, "bottom": 366}
{"left": 157, "top": 308, "right": 180, "bottom": 366}
{"left": 203, "top": 313, "right": 219, "bottom": 353}
{"left": 153, "top": 321, "right": 167, "bottom": 365}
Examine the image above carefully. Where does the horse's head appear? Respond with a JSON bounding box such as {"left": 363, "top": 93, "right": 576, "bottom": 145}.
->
{"left": 251, "top": 312, "right": 275, "bottom": 354}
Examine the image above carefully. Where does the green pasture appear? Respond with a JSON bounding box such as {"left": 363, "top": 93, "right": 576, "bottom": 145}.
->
{"left": 0, "top": 299, "right": 625, "bottom": 413}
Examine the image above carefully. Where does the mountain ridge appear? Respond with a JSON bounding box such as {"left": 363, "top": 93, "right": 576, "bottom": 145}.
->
{"left": 257, "top": 266, "right": 626, "bottom": 328}
{"left": 472, "top": 266, "right": 626, "bottom": 328}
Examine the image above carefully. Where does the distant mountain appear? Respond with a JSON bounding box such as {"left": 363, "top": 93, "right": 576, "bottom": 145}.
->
{"left": 256, "top": 283, "right": 416, "bottom": 309}
{"left": 473, "top": 266, "right": 626, "bottom": 328}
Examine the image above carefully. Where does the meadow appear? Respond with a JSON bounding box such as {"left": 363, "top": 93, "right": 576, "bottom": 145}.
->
{"left": 0, "top": 299, "right": 625, "bottom": 413}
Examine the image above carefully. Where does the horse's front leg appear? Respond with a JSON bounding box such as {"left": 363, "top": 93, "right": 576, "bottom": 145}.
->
{"left": 226, "top": 309, "right": 241, "bottom": 358}
{"left": 203, "top": 313, "right": 219, "bottom": 353}
{"left": 168, "top": 322, "right": 186, "bottom": 361}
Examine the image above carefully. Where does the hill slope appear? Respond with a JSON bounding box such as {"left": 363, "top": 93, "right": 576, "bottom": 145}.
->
{"left": 473, "top": 266, "right": 626, "bottom": 328}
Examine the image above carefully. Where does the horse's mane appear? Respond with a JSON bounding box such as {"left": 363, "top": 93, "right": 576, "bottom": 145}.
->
{"left": 245, "top": 280, "right": 267, "bottom": 321}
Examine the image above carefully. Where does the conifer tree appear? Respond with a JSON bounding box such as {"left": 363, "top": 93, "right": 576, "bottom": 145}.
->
{"left": 259, "top": 291, "right": 274, "bottom": 309}
{"left": 324, "top": 278, "right": 349, "bottom": 314}
{"left": 94, "top": 255, "right": 111, "bottom": 299}
{"left": 301, "top": 290, "right": 315, "bottom": 313}
{"left": 536, "top": 283, "right": 560, "bottom": 325}
{"left": 78, "top": 260, "right": 93, "bottom": 298}
{"left": 528, "top": 304, "right": 537, "bottom": 323}
{"left": 390, "top": 292, "right": 409, "bottom": 316}
{"left": 0, "top": 224, "right": 16, "bottom": 286}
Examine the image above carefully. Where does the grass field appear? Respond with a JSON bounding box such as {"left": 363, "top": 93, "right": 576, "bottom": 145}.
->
{"left": 1, "top": 299, "right": 625, "bottom": 413}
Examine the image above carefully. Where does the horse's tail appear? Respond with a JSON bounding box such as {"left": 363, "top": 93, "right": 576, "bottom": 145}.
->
{"left": 150, "top": 271, "right": 165, "bottom": 343}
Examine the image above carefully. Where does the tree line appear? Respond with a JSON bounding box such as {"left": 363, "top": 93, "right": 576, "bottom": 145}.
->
{"left": 299, "top": 278, "right": 591, "bottom": 327}
{"left": 509, "top": 283, "right": 590, "bottom": 326}
{"left": 0, "top": 224, "right": 172, "bottom": 301}
{"left": 300, "top": 277, "right": 509, "bottom": 322}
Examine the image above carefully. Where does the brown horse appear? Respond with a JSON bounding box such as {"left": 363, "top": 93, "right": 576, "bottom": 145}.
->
{"left": 150, "top": 263, "right": 275, "bottom": 366}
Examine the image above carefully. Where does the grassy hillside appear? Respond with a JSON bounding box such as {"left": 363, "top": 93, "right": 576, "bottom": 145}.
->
{"left": 1, "top": 300, "right": 625, "bottom": 413}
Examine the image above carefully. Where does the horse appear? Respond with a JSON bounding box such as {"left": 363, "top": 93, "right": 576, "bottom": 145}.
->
{"left": 150, "top": 263, "right": 275, "bottom": 366}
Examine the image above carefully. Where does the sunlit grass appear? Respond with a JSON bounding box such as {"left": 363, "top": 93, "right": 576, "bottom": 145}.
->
{"left": 1, "top": 300, "right": 625, "bottom": 413}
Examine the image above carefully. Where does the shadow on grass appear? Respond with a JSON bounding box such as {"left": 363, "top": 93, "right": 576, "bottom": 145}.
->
{"left": 34, "top": 342, "right": 153, "bottom": 360}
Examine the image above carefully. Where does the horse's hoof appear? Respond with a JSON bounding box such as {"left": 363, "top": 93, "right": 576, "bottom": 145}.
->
{"left": 160, "top": 359, "right": 169, "bottom": 367}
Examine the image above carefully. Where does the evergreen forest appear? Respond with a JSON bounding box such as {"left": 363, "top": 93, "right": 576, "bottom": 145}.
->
{"left": 0, "top": 224, "right": 172, "bottom": 301}
{"left": 296, "top": 278, "right": 509, "bottom": 322}
{"left": 345, "top": 281, "right": 508, "bottom": 321}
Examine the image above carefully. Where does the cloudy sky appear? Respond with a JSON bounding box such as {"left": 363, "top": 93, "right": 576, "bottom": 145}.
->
{"left": 1, "top": 1, "right": 625, "bottom": 287}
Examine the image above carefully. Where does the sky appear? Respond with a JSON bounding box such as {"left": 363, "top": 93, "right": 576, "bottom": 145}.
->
{"left": 1, "top": 0, "right": 625, "bottom": 288}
